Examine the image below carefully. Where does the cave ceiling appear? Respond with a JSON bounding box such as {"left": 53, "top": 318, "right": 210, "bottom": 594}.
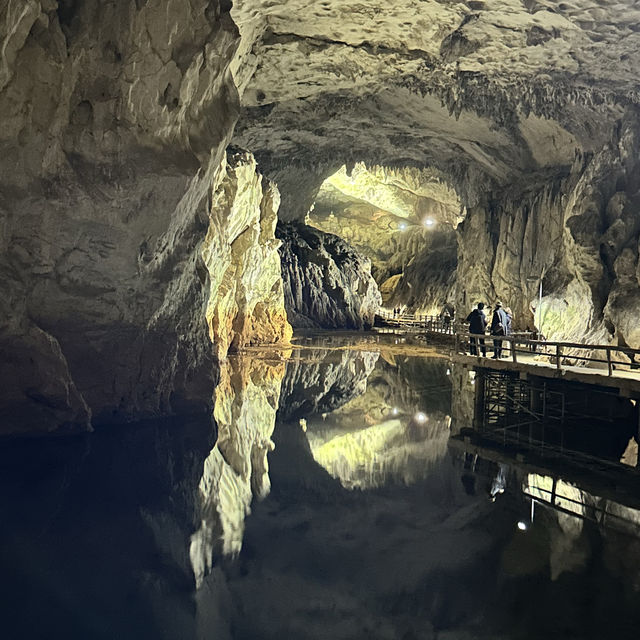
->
{"left": 230, "top": 0, "right": 640, "bottom": 211}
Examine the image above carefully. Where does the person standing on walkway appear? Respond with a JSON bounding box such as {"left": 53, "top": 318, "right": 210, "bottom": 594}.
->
{"left": 505, "top": 307, "right": 513, "bottom": 335}
{"left": 466, "top": 302, "right": 487, "bottom": 356}
{"left": 442, "top": 309, "right": 451, "bottom": 333}
{"left": 491, "top": 301, "right": 509, "bottom": 358}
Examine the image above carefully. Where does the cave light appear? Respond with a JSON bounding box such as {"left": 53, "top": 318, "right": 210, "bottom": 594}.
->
{"left": 423, "top": 218, "right": 435, "bottom": 227}
{"left": 517, "top": 520, "right": 528, "bottom": 531}
{"left": 399, "top": 222, "right": 407, "bottom": 231}
{"left": 414, "top": 412, "right": 427, "bottom": 424}
{"left": 392, "top": 407, "right": 399, "bottom": 416}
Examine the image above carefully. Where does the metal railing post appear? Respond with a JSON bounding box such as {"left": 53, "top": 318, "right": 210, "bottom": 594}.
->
{"left": 556, "top": 344, "right": 562, "bottom": 370}
{"left": 607, "top": 347, "right": 613, "bottom": 376}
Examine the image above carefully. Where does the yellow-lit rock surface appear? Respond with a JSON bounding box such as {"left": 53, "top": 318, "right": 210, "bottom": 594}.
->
{"left": 203, "top": 152, "right": 292, "bottom": 360}
{"left": 309, "top": 164, "right": 461, "bottom": 312}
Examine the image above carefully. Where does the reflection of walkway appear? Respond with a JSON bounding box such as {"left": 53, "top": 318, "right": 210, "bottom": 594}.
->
{"left": 449, "top": 435, "right": 640, "bottom": 538}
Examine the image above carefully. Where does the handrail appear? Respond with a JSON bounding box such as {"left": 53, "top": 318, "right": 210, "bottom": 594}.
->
{"left": 378, "top": 309, "right": 640, "bottom": 377}
{"left": 454, "top": 331, "right": 640, "bottom": 377}
{"left": 377, "top": 309, "right": 459, "bottom": 334}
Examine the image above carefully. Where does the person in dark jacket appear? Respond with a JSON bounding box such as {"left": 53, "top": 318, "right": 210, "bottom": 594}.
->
{"left": 466, "top": 302, "right": 487, "bottom": 356}
{"left": 491, "top": 301, "right": 509, "bottom": 358}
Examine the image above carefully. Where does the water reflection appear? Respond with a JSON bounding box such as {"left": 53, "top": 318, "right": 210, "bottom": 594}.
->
{"left": 190, "top": 355, "right": 285, "bottom": 585}
{"left": 2, "top": 333, "right": 640, "bottom": 639}
{"left": 307, "top": 413, "right": 451, "bottom": 489}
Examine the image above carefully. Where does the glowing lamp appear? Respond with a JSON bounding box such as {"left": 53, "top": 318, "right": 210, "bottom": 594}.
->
{"left": 424, "top": 218, "right": 435, "bottom": 227}
{"left": 517, "top": 521, "right": 528, "bottom": 531}
{"left": 414, "top": 412, "right": 427, "bottom": 424}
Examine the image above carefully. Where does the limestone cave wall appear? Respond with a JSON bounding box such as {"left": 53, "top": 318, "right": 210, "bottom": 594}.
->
{"left": 457, "top": 114, "right": 640, "bottom": 349}
{"left": 0, "top": 1, "right": 242, "bottom": 434}
{"left": 276, "top": 222, "right": 381, "bottom": 330}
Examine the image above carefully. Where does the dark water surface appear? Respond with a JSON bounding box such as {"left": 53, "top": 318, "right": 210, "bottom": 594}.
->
{"left": 2, "top": 333, "right": 640, "bottom": 639}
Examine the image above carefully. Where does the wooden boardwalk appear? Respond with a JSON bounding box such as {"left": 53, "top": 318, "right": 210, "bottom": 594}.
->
{"left": 376, "top": 310, "right": 640, "bottom": 395}
{"left": 451, "top": 332, "right": 640, "bottom": 397}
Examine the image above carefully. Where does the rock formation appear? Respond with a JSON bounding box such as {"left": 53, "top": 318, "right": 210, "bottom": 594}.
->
{"left": 458, "top": 117, "right": 640, "bottom": 345}
{"left": 230, "top": 0, "right": 640, "bottom": 348}
{"left": 0, "top": 1, "right": 240, "bottom": 434}
{"left": 7, "top": 0, "right": 640, "bottom": 436}
{"left": 202, "top": 151, "right": 292, "bottom": 361}
{"left": 309, "top": 163, "right": 461, "bottom": 313}
{"left": 277, "top": 222, "right": 381, "bottom": 329}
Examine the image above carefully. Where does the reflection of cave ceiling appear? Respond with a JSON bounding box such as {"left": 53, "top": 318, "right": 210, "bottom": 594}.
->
{"left": 230, "top": 0, "right": 638, "bottom": 201}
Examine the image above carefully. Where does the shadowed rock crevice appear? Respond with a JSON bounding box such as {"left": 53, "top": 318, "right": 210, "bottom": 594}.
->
{"left": 276, "top": 222, "right": 381, "bottom": 330}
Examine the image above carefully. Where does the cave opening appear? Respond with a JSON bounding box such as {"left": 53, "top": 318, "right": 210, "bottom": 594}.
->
{"left": 305, "top": 162, "right": 463, "bottom": 316}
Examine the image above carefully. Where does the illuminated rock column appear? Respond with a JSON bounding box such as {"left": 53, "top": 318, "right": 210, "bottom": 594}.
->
{"left": 202, "top": 152, "right": 292, "bottom": 361}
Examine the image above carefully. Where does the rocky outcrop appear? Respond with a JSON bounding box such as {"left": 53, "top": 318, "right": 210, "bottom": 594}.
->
{"left": 276, "top": 222, "right": 381, "bottom": 329}
{"left": 0, "top": 1, "right": 243, "bottom": 435}
{"left": 379, "top": 227, "right": 457, "bottom": 314}
{"left": 228, "top": 0, "right": 640, "bottom": 348}
{"left": 308, "top": 163, "right": 461, "bottom": 313}
{"left": 457, "top": 116, "right": 640, "bottom": 349}
{"left": 202, "top": 151, "right": 292, "bottom": 361}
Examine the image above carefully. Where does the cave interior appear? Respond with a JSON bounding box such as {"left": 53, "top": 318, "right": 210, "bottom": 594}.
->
{"left": 2, "top": 1, "right": 640, "bottom": 430}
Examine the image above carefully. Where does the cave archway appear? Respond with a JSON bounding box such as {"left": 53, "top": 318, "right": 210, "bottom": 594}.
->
{"left": 307, "top": 162, "right": 463, "bottom": 315}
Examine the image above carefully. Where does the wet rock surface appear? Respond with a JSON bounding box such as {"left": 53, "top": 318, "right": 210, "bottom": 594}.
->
{"left": 277, "top": 222, "right": 382, "bottom": 330}
{"left": 458, "top": 118, "right": 640, "bottom": 347}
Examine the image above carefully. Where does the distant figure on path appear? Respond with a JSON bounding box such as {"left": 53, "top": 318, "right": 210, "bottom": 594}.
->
{"left": 505, "top": 307, "right": 513, "bottom": 335}
{"left": 442, "top": 309, "right": 451, "bottom": 333}
{"left": 491, "top": 301, "right": 509, "bottom": 358}
{"left": 466, "top": 302, "right": 487, "bottom": 356}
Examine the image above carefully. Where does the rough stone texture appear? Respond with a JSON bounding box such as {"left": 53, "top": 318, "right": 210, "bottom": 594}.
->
{"left": 309, "top": 163, "right": 461, "bottom": 312}
{"left": 378, "top": 227, "right": 458, "bottom": 314}
{"left": 457, "top": 117, "right": 640, "bottom": 350}
{"left": 8, "top": 0, "right": 640, "bottom": 437}
{"left": 231, "top": 0, "right": 639, "bottom": 195}
{"left": 190, "top": 355, "right": 285, "bottom": 585}
{"left": 0, "top": 1, "right": 240, "bottom": 434}
{"left": 228, "top": 0, "right": 640, "bottom": 347}
{"left": 276, "top": 222, "right": 382, "bottom": 330}
{"left": 202, "top": 151, "right": 292, "bottom": 361}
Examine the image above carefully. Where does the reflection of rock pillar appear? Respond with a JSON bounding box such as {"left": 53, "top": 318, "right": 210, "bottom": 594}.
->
{"left": 449, "top": 361, "right": 476, "bottom": 435}
{"left": 473, "top": 370, "right": 485, "bottom": 432}
{"left": 189, "top": 356, "right": 285, "bottom": 587}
